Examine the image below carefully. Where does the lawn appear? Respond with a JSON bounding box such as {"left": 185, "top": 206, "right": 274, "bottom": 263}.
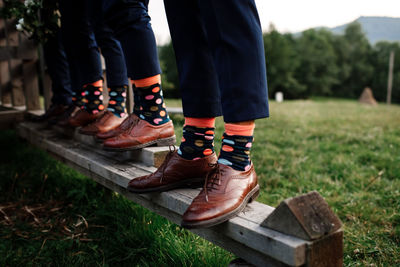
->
{"left": 1, "top": 98, "right": 399, "bottom": 266}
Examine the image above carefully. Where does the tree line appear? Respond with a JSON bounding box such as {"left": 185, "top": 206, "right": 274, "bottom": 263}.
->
{"left": 159, "top": 22, "right": 400, "bottom": 103}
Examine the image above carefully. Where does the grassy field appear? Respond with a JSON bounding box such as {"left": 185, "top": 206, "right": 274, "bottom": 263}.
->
{"left": 1, "top": 98, "right": 399, "bottom": 266}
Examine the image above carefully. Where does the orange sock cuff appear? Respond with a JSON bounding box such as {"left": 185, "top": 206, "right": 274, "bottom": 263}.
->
{"left": 185, "top": 117, "right": 216, "bottom": 128}
{"left": 133, "top": 74, "right": 161, "bottom": 87}
{"left": 84, "top": 79, "right": 103, "bottom": 88}
{"left": 224, "top": 122, "right": 255, "bottom": 136}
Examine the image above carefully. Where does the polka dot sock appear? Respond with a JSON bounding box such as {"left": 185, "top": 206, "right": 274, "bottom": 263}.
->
{"left": 218, "top": 133, "right": 253, "bottom": 171}
{"left": 107, "top": 85, "right": 127, "bottom": 118}
{"left": 83, "top": 80, "right": 105, "bottom": 114}
{"left": 71, "top": 89, "right": 86, "bottom": 109}
{"left": 178, "top": 125, "right": 215, "bottom": 160}
{"left": 217, "top": 122, "right": 255, "bottom": 171}
{"left": 133, "top": 75, "right": 170, "bottom": 125}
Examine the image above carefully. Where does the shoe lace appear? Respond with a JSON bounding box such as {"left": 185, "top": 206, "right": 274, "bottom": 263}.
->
{"left": 203, "top": 163, "right": 221, "bottom": 202}
{"left": 159, "top": 145, "right": 176, "bottom": 183}
{"left": 127, "top": 114, "right": 140, "bottom": 133}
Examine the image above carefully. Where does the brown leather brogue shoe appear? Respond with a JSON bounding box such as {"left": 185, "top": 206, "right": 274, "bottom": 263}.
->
{"left": 68, "top": 109, "right": 104, "bottom": 128}
{"left": 32, "top": 104, "right": 67, "bottom": 122}
{"left": 79, "top": 111, "right": 127, "bottom": 136}
{"left": 57, "top": 106, "right": 80, "bottom": 127}
{"left": 95, "top": 113, "right": 139, "bottom": 141}
{"left": 103, "top": 119, "right": 176, "bottom": 150}
{"left": 181, "top": 163, "right": 259, "bottom": 229}
{"left": 127, "top": 151, "right": 217, "bottom": 193}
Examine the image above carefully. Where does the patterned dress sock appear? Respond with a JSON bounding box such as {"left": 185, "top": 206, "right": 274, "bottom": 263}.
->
{"left": 218, "top": 122, "right": 255, "bottom": 171}
{"left": 107, "top": 85, "right": 128, "bottom": 118}
{"left": 133, "top": 75, "right": 170, "bottom": 125}
{"left": 218, "top": 133, "right": 253, "bottom": 171}
{"left": 84, "top": 80, "right": 105, "bottom": 114}
{"left": 71, "top": 89, "right": 85, "bottom": 109}
{"left": 178, "top": 125, "right": 215, "bottom": 160}
{"left": 132, "top": 84, "right": 142, "bottom": 117}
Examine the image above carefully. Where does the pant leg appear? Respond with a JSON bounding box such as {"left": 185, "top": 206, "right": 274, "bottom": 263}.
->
{"left": 163, "top": 0, "right": 222, "bottom": 118}
{"left": 59, "top": 0, "right": 103, "bottom": 87}
{"left": 198, "top": 0, "right": 269, "bottom": 122}
{"left": 104, "top": 0, "right": 161, "bottom": 80}
{"left": 43, "top": 30, "right": 73, "bottom": 105}
{"left": 90, "top": 0, "right": 128, "bottom": 88}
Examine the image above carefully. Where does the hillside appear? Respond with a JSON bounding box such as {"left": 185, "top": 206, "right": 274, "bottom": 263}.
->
{"left": 329, "top": 16, "right": 400, "bottom": 44}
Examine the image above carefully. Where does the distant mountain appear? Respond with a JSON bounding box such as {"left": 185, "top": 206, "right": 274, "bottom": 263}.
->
{"left": 328, "top": 16, "right": 400, "bottom": 44}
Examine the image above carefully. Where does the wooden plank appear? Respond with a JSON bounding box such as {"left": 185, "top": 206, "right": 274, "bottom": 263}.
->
{"left": 22, "top": 59, "right": 41, "bottom": 110}
{"left": 16, "top": 121, "right": 309, "bottom": 267}
{"left": 52, "top": 124, "right": 173, "bottom": 168}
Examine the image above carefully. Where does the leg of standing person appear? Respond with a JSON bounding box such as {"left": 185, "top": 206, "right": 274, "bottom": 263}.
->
{"left": 128, "top": 0, "right": 269, "bottom": 228}
{"left": 79, "top": 0, "right": 130, "bottom": 136}
{"left": 34, "top": 30, "right": 75, "bottom": 123}
{"left": 101, "top": 0, "right": 176, "bottom": 150}
{"left": 58, "top": 0, "right": 105, "bottom": 128}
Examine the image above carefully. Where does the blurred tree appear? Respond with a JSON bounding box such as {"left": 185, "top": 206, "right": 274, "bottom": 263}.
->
{"left": 333, "top": 22, "right": 374, "bottom": 98}
{"left": 263, "top": 24, "right": 306, "bottom": 99}
{"left": 294, "top": 29, "right": 339, "bottom": 97}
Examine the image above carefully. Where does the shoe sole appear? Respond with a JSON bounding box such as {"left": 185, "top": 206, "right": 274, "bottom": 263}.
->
{"left": 102, "top": 135, "right": 176, "bottom": 151}
{"left": 181, "top": 184, "right": 260, "bottom": 229}
{"left": 127, "top": 177, "right": 205, "bottom": 193}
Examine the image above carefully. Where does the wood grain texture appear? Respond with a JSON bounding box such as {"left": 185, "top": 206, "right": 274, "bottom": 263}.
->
{"left": 262, "top": 191, "right": 342, "bottom": 241}
{"left": 22, "top": 59, "right": 40, "bottom": 110}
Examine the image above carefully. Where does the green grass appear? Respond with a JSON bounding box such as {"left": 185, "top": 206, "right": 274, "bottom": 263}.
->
{"left": 1, "top": 98, "right": 400, "bottom": 266}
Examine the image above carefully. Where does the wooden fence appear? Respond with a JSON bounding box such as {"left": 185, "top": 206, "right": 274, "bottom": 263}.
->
{"left": 0, "top": 3, "right": 343, "bottom": 266}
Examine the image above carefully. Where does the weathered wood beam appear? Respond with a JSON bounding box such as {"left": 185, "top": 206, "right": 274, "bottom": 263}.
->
{"left": 17, "top": 121, "right": 311, "bottom": 267}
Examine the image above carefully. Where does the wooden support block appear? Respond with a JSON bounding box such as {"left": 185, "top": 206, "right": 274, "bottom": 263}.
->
{"left": 22, "top": 59, "right": 41, "bottom": 110}
{"left": 306, "top": 230, "right": 343, "bottom": 267}
{"left": 262, "top": 191, "right": 342, "bottom": 241}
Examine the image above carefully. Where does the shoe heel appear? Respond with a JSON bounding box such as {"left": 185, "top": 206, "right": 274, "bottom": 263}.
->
{"left": 156, "top": 135, "right": 176, "bottom": 146}
{"left": 248, "top": 188, "right": 259, "bottom": 203}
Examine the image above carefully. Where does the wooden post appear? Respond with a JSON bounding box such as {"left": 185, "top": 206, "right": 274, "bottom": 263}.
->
{"left": 22, "top": 59, "right": 41, "bottom": 110}
{"left": 10, "top": 59, "right": 26, "bottom": 107}
{"left": 386, "top": 50, "right": 395, "bottom": 105}
{"left": 0, "top": 61, "right": 12, "bottom": 106}
{"left": 38, "top": 44, "right": 52, "bottom": 110}
{"left": 0, "top": 17, "right": 13, "bottom": 107}
{"left": 127, "top": 78, "right": 133, "bottom": 114}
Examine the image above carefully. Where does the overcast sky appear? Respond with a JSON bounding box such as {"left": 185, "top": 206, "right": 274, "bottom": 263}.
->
{"left": 148, "top": 0, "right": 400, "bottom": 44}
